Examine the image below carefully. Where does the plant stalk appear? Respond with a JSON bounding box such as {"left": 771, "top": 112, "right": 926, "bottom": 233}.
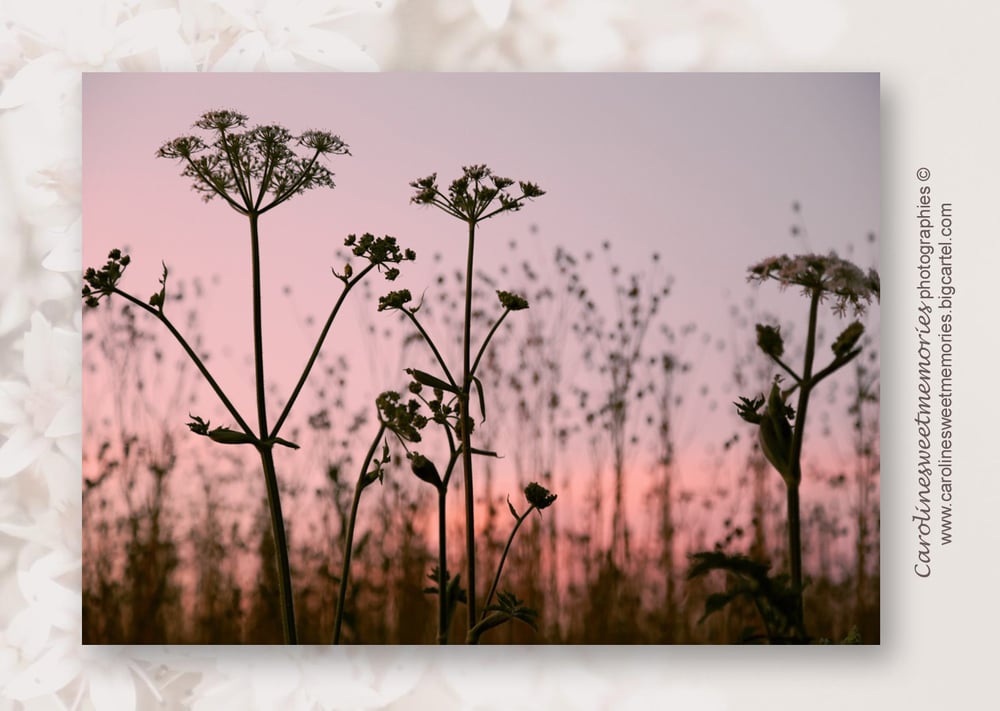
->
{"left": 482, "top": 505, "right": 534, "bottom": 618}
{"left": 249, "top": 213, "right": 269, "bottom": 436}
{"left": 249, "top": 212, "right": 296, "bottom": 644}
{"left": 460, "top": 219, "right": 478, "bottom": 631}
{"left": 110, "top": 288, "right": 253, "bottom": 436}
{"left": 258, "top": 444, "right": 297, "bottom": 644}
{"left": 786, "top": 288, "right": 821, "bottom": 640}
{"left": 437, "top": 489, "right": 448, "bottom": 644}
{"left": 334, "top": 424, "right": 385, "bottom": 644}
{"left": 271, "top": 263, "right": 377, "bottom": 438}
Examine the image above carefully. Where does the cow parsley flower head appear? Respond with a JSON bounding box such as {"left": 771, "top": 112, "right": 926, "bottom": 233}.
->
{"left": 409, "top": 165, "right": 544, "bottom": 224}
{"left": 747, "top": 252, "right": 880, "bottom": 316}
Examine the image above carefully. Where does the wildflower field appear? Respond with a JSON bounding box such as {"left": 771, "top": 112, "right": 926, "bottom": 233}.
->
{"left": 82, "top": 73, "right": 879, "bottom": 645}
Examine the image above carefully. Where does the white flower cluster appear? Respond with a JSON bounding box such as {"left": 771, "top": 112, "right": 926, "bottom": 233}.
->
{"left": 380, "top": 0, "right": 846, "bottom": 70}
{"left": 748, "top": 252, "right": 880, "bottom": 316}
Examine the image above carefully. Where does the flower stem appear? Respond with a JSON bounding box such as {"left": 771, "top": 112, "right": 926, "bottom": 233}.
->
{"left": 110, "top": 288, "right": 253, "bottom": 436}
{"left": 437, "top": 489, "right": 448, "bottom": 644}
{"left": 249, "top": 213, "right": 269, "bottom": 436}
{"left": 460, "top": 219, "right": 478, "bottom": 631}
{"left": 271, "top": 263, "right": 377, "bottom": 438}
{"left": 334, "top": 423, "right": 386, "bottom": 644}
{"left": 404, "top": 310, "right": 458, "bottom": 390}
{"left": 786, "top": 288, "right": 821, "bottom": 640}
{"left": 248, "top": 211, "right": 297, "bottom": 644}
{"left": 482, "top": 505, "right": 535, "bottom": 618}
{"left": 258, "top": 444, "right": 297, "bottom": 644}
{"left": 470, "top": 309, "right": 510, "bottom": 380}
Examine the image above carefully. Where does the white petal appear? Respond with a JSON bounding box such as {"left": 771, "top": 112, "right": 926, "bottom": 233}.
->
{"left": 22, "top": 312, "right": 53, "bottom": 390}
{"left": 290, "top": 28, "right": 378, "bottom": 70}
{"left": 0, "top": 53, "right": 71, "bottom": 110}
{"left": 0, "top": 381, "right": 29, "bottom": 424}
{"left": 0, "top": 291, "right": 30, "bottom": 338}
{"left": 156, "top": 32, "right": 199, "bottom": 71}
{"left": 212, "top": 32, "right": 268, "bottom": 71}
{"left": 88, "top": 663, "right": 138, "bottom": 711}
{"left": 39, "top": 450, "right": 78, "bottom": 511}
{"left": 0, "top": 428, "right": 49, "bottom": 478}
{"left": 55, "top": 433, "right": 81, "bottom": 461}
{"left": 263, "top": 48, "right": 297, "bottom": 71}
{"left": 2, "top": 637, "right": 80, "bottom": 700}
{"left": 110, "top": 9, "right": 183, "bottom": 59}
{"left": 23, "top": 313, "right": 80, "bottom": 391}
{"left": 642, "top": 33, "right": 703, "bottom": 70}
{"left": 210, "top": 0, "right": 260, "bottom": 32}
{"left": 6, "top": 606, "right": 52, "bottom": 661}
{"left": 44, "top": 395, "right": 81, "bottom": 438}
{"left": 747, "top": 0, "right": 846, "bottom": 58}
{"left": 41, "top": 220, "right": 82, "bottom": 273}
{"left": 472, "top": 0, "right": 511, "bottom": 30}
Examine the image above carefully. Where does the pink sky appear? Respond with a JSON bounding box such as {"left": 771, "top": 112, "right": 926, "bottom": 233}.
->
{"left": 82, "top": 73, "right": 879, "bottom": 556}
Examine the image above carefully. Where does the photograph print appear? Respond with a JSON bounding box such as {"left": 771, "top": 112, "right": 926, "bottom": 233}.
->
{"left": 82, "top": 72, "right": 879, "bottom": 644}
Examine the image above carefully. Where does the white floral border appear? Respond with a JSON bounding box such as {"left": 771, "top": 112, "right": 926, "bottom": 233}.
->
{"left": 0, "top": 1, "right": 873, "bottom": 709}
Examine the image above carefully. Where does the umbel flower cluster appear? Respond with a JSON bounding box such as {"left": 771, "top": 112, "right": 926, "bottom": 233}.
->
{"left": 409, "top": 164, "right": 544, "bottom": 223}
{"left": 709, "top": 247, "right": 881, "bottom": 643}
{"left": 155, "top": 109, "right": 349, "bottom": 214}
{"left": 748, "top": 252, "right": 880, "bottom": 316}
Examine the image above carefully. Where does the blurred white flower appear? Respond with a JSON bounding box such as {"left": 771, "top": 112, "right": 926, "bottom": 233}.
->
{"left": 471, "top": 0, "right": 512, "bottom": 30}
{"left": 41, "top": 218, "right": 82, "bottom": 275}
{"left": 747, "top": 0, "right": 845, "bottom": 59}
{"left": 0, "top": 1, "right": 191, "bottom": 109}
{"left": 440, "top": 647, "right": 612, "bottom": 711}
{"left": 1, "top": 546, "right": 79, "bottom": 703}
{"left": 0, "top": 313, "right": 81, "bottom": 481}
{"left": 207, "top": 0, "right": 381, "bottom": 70}
{"left": 384, "top": 0, "right": 845, "bottom": 70}
{"left": 190, "top": 647, "right": 426, "bottom": 711}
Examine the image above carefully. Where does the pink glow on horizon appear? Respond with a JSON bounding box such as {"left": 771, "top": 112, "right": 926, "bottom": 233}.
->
{"left": 83, "top": 73, "right": 879, "bottom": 592}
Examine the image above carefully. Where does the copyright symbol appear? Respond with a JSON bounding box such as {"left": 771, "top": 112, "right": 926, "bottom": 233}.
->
{"left": 916, "top": 167, "right": 930, "bottom": 181}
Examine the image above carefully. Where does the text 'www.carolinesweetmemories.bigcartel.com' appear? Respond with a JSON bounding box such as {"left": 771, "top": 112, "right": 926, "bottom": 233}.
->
{"left": 914, "top": 166, "right": 954, "bottom": 578}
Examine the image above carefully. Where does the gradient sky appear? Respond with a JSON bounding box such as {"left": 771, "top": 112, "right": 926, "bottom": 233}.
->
{"left": 82, "top": 73, "right": 879, "bottom": 549}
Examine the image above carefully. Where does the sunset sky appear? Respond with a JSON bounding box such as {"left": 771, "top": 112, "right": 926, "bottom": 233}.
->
{"left": 82, "top": 73, "right": 879, "bottom": 549}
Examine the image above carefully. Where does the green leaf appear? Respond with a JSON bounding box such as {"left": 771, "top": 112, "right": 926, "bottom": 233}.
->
{"left": 264, "top": 436, "right": 300, "bottom": 450}
{"left": 507, "top": 495, "right": 519, "bottom": 520}
{"left": 207, "top": 427, "right": 257, "bottom": 446}
{"left": 700, "top": 592, "right": 738, "bottom": 624}
{"left": 406, "top": 368, "right": 457, "bottom": 394}
{"left": 471, "top": 375, "right": 487, "bottom": 423}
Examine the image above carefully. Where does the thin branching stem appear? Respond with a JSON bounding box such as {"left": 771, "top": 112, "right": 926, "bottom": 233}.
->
{"left": 812, "top": 349, "right": 862, "bottom": 386}
{"left": 470, "top": 309, "right": 511, "bottom": 380}
{"left": 771, "top": 355, "right": 802, "bottom": 384}
{"left": 258, "top": 444, "right": 297, "bottom": 643}
{"left": 110, "top": 288, "right": 253, "bottom": 436}
{"left": 260, "top": 152, "right": 322, "bottom": 214}
{"left": 437, "top": 489, "right": 448, "bottom": 644}
{"left": 248, "top": 210, "right": 298, "bottom": 644}
{"left": 271, "top": 263, "right": 377, "bottom": 438}
{"left": 181, "top": 155, "right": 247, "bottom": 215}
{"left": 460, "top": 218, "right": 478, "bottom": 629}
{"left": 482, "top": 505, "right": 536, "bottom": 616}
{"left": 218, "top": 128, "right": 253, "bottom": 208}
{"left": 404, "top": 310, "right": 458, "bottom": 390}
{"left": 334, "top": 423, "right": 386, "bottom": 644}
{"left": 249, "top": 213, "right": 269, "bottom": 437}
{"left": 786, "top": 288, "right": 821, "bottom": 640}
